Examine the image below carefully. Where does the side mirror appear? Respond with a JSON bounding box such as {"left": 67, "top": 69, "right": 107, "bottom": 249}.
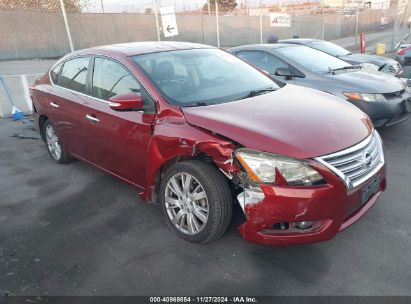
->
{"left": 109, "top": 93, "right": 143, "bottom": 111}
{"left": 275, "top": 67, "right": 293, "bottom": 77}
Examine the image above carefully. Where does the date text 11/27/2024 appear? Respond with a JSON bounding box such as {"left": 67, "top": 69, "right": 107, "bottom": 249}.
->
{"left": 149, "top": 297, "right": 258, "bottom": 303}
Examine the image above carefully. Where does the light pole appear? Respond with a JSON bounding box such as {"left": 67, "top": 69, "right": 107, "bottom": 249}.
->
{"left": 216, "top": 0, "right": 220, "bottom": 47}
{"left": 153, "top": 0, "right": 161, "bottom": 41}
{"left": 321, "top": 1, "right": 325, "bottom": 40}
{"left": 259, "top": 0, "right": 263, "bottom": 43}
{"left": 59, "top": 0, "right": 74, "bottom": 52}
{"left": 355, "top": 0, "right": 360, "bottom": 50}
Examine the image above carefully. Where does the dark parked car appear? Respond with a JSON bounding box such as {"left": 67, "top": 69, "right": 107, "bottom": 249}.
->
{"left": 229, "top": 44, "right": 411, "bottom": 128}
{"left": 31, "top": 42, "right": 386, "bottom": 246}
{"left": 280, "top": 38, "right": 403, "bottom": 77}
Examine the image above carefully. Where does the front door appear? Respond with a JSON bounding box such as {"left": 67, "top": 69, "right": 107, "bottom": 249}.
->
{"left": 81, "top": 56, "right": 155, "bottom": 187}
{"left": 236, "top": 50, "right": 295, "bottom": 84}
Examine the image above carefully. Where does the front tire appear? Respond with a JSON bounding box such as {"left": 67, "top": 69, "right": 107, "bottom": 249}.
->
{"left": 43, "top": 120, "right": 71, "bottom": 164}
{"left": 159, "top": 160, "right": 232, "bottom": 244}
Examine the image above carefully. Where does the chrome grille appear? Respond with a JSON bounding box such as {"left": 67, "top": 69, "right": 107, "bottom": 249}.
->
{"left": 315, "top": 131, "right": 385, "bottom": 190}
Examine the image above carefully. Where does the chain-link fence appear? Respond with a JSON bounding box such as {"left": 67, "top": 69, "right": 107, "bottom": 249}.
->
{"left": 391, "top": 0, "right": 411, "bottom": 50}
{"left": 0, "top": 0, "right": 408, "bottom": 61}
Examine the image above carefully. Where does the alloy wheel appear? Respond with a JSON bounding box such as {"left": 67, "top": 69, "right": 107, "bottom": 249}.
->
{"left": 164, "top": 172, "right": 209, "bottom": 235}
{"left": 45, "top": 124, "right": 62, "bottom": 161}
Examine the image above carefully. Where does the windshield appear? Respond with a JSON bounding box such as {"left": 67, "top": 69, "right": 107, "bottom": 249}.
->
{"left": 308, "top": 41, "right": 351, "bottom": 57}
{"left": 132, "top": 48, "right": 278, "bottom": 107}
{"left": 276, "top": 46, "right": 351, "bottom": 73}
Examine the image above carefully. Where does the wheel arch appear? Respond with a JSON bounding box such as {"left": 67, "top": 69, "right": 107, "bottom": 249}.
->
{"left": 38, "top": 114, "right": 49, "bottom": 142}
{"left": 141, "top": 134, "right": 240, "bottom": 203}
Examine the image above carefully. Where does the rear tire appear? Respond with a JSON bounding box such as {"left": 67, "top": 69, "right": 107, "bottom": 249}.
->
{"left": 159, "top": 160, "right": 232, "bottom": 244}
{"left": 43, "top": 120, "right": 71, "bottom": 164}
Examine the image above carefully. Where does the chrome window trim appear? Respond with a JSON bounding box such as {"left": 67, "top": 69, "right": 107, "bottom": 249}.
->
{"left": 314, "top": 130, "right": 385, "bottom": 191}
{"left": 48, "top": 53, "right": 157, "bottom": 110}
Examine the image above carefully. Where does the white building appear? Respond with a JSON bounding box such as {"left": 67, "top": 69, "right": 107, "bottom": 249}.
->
{"left": 321, "top": 0, "right": 390, "bottom": 9}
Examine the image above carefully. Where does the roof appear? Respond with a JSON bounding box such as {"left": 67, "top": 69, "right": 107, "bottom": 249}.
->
{"left": 228, "top": 43, "right": 300, "bottom": 52}
{"left": 279, "top": 38, "right": 322, "bottom": 44}
{"left": 73, "top": 41, "right": 214, "bottom": 57}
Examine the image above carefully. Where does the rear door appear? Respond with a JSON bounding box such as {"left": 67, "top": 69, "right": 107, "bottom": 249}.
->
{"left": 48, "top": 56, "right": 93, "bottom": 158}
{"left": 81, "top": 56, "right": 155, "bottom": 187}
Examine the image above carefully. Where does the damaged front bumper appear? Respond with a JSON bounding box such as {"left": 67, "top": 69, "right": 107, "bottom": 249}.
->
{"left": 237, "top": 163, "right": 387, "bottom": 246}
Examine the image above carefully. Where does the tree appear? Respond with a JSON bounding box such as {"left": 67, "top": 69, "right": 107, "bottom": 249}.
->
{"left": 202, "top": 0, "right": 237, "bottom": 13}
{"left": 0, "top": 0, "right": 89, "bottom": 12}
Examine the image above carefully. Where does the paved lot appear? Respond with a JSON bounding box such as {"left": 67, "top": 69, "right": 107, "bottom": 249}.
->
{"left": 0, "top": 116, "right": 410, "bottom": 296}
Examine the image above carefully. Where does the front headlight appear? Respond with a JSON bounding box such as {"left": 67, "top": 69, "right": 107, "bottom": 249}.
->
{"left": 342, "top": 92, "right": 387, "bottom": 102}
{"left": 235, "top": 149, "right": 326, "bottom": 186}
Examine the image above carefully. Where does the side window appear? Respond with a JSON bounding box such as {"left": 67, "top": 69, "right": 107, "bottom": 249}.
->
{"left": 50, "top": 62, "right": 63, "bottom": 84}
{"left": 59, "top": 57, "right": 90, "bottom": 94}
{"left": 237, "top": 51, "right": 289, "bottom": 75}
{"left": 92, "top": 57, "right": 141, "bottom": 100}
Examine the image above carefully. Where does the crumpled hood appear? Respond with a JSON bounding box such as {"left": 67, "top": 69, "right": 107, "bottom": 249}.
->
{"left": 182, "top": 85, "right": 373, "bottom": 159}
{"left": 340, "top": 53, "right": 399, "bottom": 67}
{"left": 321, "top": 69, "right": 405, "bottom": 94}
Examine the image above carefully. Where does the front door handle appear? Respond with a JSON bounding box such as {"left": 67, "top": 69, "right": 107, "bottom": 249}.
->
{"left": 85, "top": 114, "right": 100, "bottom": 123}
{"left": 50, "top": 102, "right": 60, "bottom": 109}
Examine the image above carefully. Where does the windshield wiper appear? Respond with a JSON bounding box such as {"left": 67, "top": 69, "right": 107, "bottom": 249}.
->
{"left": 241, "top": 88, "right": 277, "bottom": 99}
{"left": 331, "top": 65, "right": 361, "bottom": 72}
{"left": 185, "top": 101, "right": 215, "bottom": 107}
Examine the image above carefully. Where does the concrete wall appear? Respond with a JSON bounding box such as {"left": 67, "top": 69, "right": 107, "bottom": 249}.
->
{"left": 0, "top": 74, "right": 41, "bottom": 118}
{"left": 0, "top": 10, "right": 388, "bottom": 60}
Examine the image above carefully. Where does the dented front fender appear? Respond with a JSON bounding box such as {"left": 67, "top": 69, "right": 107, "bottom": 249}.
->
{"left": 140, "top": 109, "right": 239, "bottom": 202}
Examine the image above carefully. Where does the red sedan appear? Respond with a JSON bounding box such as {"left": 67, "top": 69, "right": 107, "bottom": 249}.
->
{"left": 31, "top": 42, "right": 386, "bottom": 245}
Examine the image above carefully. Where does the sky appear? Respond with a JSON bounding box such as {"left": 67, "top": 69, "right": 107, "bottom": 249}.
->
{"left": 86, "top": 0, "right": 314, "bottom": 13}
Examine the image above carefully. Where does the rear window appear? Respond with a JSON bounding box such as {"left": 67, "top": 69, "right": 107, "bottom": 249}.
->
{"left": 50, "top": 62, "right": 63, "bottom": 84}
{"left": 59, "top": 57, "right": 90, "bottom": 94}
{"left": 308, "top": 41, "right": 351, "bottom": 57}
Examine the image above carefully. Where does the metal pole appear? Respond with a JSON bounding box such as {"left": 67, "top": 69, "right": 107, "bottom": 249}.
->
{"left": 355, "top": 0, "right": 359, "bottom": 50}
{"left": 322, "top": 2, "right": 325, "bottom": 40}
{"left": 59, "top": 0, "right": 74, "bottom": 52}
{"left": 100, "top": 0, "right": 105, "bottom": 13}
{"left": 153, "top": 0, "right": 161, "bottom": 41}
{"left": 391, "top": 2, "right": 398, "bottom": 51}
{"left": 216, "top": 0, "right": 220, "bottom": 47}
{"left": 259, "top": 0, "right": 263, "bottom": 43}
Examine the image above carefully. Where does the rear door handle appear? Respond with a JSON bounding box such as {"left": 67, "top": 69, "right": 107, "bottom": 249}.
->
{"left": 85, "top": 114, "right": 100, "bottom": 123}
{"left": 50, "top": 102, "right": 60, "bottom": 109}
